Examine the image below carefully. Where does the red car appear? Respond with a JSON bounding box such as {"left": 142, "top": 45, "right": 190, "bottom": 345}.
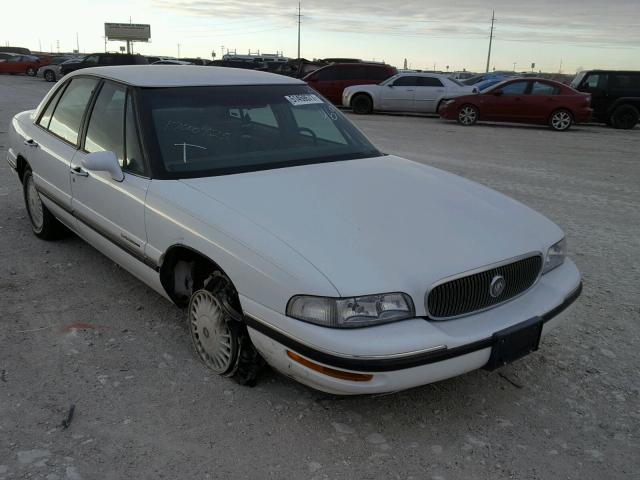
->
{"left": 304, "top": 63, "right": 397, "bottom": 104}
{"left": 0, "top": 54, "right": 49, "bottom": 76}
{"left": 439, "top": 78, "right": 592, "bottom": 131}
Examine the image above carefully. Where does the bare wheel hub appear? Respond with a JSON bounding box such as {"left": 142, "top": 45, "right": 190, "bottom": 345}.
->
{"left": 25, "top": 175, "right": 44, "bottom": 231}
{"left": 189, "top": 290, "right": 237, "bottom": 375}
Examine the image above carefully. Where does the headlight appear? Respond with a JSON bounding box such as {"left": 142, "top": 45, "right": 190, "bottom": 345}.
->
{"left": 543, "top": 238, "right": 567, "bottom": 274}
{"left": 287, "top": 292, "right": 415, "bottom": 328}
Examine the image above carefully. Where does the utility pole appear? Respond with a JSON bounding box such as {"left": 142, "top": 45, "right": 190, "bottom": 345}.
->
{"left": 512, "top": 62, "right": 516, "bottom": 72}
{"left": 56, "top": 40, "right": 60, "bottom": 53}
{"left": 297, "top": 2, "right": 301, "bottom": 60}
{"left": 485, "top": 10, "right": 495, "bottom": 73}
{"left": 76, "top": 32, "right": 79, "bottom": 53}
{"left": 177, "top": 44, "right": 181, "bottom": 58}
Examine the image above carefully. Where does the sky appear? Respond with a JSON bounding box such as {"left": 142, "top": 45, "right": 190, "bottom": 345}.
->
{"left": 3, "top": 0, "right": 639, "bottom": 73}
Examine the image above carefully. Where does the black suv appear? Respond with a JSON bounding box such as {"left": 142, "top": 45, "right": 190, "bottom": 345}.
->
{"left": 571, "top": 70, "right": 640, "bottom": 129}
{"left": 60, "top": 53, "right": 148, "bottom": 75}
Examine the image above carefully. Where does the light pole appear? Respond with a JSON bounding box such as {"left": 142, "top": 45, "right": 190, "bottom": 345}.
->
{"left": 512, "top": 62, "right": 516, "bottom": 72}
{"left": 177, "top": 43, "right": 181, "bottom": 58}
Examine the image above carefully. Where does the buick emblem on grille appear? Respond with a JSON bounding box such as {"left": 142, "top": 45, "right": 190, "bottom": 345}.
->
{"left": 490, "top": 275, "right": 506, "bottom": 298}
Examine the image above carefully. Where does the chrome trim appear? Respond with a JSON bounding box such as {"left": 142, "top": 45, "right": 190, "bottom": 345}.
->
{"left": 424, "top": 251, "right": 544, "bottom": 321}
{"left": 245, "top": 313, "right": 447, "bottom": 360}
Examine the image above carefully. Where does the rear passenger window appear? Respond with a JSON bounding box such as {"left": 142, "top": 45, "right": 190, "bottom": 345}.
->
{"left": 419, "top": 77, "right": 444, "bottom": 87}
{"left": 48, "top": 77, "right": 99, "bottom": 144}
{"left": 85, "top": 82, "right": 126, "bottom": 162}
{"left": 531, "top": 82, "right": 560, "bottom": 95}
{"left": 38, "top": 84, "right": 67, "bottom": 129}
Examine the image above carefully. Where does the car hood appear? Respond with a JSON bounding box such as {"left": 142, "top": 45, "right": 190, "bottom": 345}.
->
{"left": 180, "top": 156, "right": 562, "bottom": 303}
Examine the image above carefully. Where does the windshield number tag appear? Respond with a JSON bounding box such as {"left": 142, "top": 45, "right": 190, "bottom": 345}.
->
{"left": 285, "top": 94, "right": 324, "bottom": 106}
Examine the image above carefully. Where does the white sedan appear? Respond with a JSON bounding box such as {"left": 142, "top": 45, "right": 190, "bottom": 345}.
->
{"left": 342, "top": 73, "right": 476, "bottom": 114}
{"left": 7, "top": 66, "right": 581, "bottom": 395}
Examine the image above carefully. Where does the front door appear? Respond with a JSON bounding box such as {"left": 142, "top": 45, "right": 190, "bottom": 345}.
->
{"left": 483, "top": 80, "right": 531, "bottom": 121}
{"left": 70, "top": 81, "right": 150, "bottom": 261}
{"left": 380, "top": 75, "right": 419, "bottom": 111}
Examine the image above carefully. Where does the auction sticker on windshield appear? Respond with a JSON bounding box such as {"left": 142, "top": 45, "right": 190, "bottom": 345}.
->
{"left": 285, "top": 94, "right": 324, "bottom": 106}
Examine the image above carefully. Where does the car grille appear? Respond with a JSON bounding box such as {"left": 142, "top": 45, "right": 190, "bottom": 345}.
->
{"left": 426, "top": 254, "right": 543, "bottom": 319}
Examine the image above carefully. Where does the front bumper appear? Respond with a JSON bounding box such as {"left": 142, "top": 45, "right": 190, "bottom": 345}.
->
{"left": 242, "top": 259, "right": 582, "bottom": 394}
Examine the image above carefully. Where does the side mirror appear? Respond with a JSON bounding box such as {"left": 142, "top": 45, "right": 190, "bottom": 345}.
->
{"left": 81, "top": 151, "right": 124, "bottom": 182}
{"left": 493, "top": 89, "right": 503, "bottom": 96}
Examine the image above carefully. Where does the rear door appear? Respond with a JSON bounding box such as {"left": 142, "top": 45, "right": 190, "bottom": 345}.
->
{"left": 30, "top": 77, "right": 99, "bottom": 211}
{"left": 70, "top": 81, "right": 150, "bottom": 261}
{"left": 413, "top": 76, "right": 446, "bottom": 113}
{"left": 380, "top": 75, "right": 419, "bottom": 111}
{"left": 526, "top": 81, "right": 562, "bottom": 121}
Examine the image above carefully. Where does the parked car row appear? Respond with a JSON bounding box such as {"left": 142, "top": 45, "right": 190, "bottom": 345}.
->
{"left": 5, "top": 50, "right": 638, "bottom": 131}
{"left": 337, "top": 70, "right": 640, "bottom": 131}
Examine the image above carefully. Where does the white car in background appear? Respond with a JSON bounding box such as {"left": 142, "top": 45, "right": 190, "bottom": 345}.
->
{"left": 6, "top": 66, "right": 581, "bottom": 395}
{"left": 342, "top": 73, "right": 477, "bottom": 114}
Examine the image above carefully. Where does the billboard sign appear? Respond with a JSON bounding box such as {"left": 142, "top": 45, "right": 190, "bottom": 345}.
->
{"left": 105, "top": 23, "right": 151, "bottom": 42}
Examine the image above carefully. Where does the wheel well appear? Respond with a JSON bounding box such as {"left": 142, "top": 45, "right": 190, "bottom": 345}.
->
{"left": 159, "top": 245, "right": 236, "bottom": 308}
{"left": 351, "top": 92, "right": 372, "bottom": 106}
{"left": 16, "top": 155, "right": 28, "bottom": 183}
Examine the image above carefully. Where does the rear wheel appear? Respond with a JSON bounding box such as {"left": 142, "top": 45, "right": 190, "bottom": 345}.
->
{"left": 22, "top": 168, "right": 65, "bottom": 240}
{"left": 44, "top": 70, "right": 56, "bottom": 82}
{"left": 26, "top": 67, "right": 36, "bottom": 76}
{"left": 549, "top": 109, "right": 573, "bottom": 131}
{"left": 457, "top": 104, "right": 478, "bottom": 126}
{"left": 351, "top": 94, "right": 373, "bottom": 114}
{"left": 188, "top": 274, "right": 264, "bottom": 386}
{"left": 611, "top": 104, "right": 639, "bottom": 130}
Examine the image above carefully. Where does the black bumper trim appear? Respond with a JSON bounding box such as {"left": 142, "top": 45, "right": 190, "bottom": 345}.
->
{"left": 245, "top": 282, "right": 583, "bottom": 373}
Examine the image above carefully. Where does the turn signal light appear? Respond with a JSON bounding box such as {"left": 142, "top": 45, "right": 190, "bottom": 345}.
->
{"left": 286, "top": 351, "right": 373, "bottom": 382}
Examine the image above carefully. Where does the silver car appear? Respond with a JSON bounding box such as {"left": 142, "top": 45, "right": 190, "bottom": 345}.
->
{"left": 37, "top": 56, "right": 84, "bottom": 82}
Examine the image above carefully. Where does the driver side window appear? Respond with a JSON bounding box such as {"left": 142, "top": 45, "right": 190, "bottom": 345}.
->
{"left": 501, "top": 81, "right": 529, "bottom": 95}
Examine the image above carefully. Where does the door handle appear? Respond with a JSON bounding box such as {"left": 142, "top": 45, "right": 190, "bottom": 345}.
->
{"left": 24, "top": 139, "right": 38, "bottom": 148}
{"left": 70, "top": 166, "right": 89, "bottom": 177}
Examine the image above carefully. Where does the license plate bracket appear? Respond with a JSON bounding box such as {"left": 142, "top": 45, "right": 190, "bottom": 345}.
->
{"left": 484, "top": 316, "right": 543, "bottom": 371}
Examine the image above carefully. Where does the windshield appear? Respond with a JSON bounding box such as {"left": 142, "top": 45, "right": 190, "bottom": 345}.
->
{"left": 139, "top": 85, "right": 381, "bottom": 179}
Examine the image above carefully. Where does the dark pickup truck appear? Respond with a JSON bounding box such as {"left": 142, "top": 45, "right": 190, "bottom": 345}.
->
{"left": 571, "top": 70, "right": 640, "bottom": 129}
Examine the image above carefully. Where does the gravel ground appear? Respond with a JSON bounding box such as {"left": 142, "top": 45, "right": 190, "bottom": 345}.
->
{"left": 0, "top": 75, "right": 638, "bottom": 480}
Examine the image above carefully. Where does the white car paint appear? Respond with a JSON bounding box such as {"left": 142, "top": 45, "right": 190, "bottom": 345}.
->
{"left": 342, "top": 73, "right": 476, "bottom": 113}
{"left": 6, "top": 66, "right": 581, "bottom": 395}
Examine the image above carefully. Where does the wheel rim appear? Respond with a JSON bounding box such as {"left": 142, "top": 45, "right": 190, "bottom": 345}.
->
{"left": 27, "top": 68, "right": 35, "bottom": 76}
{"left": 45, "top": 71, "right": 53, "bottom": 81}
{"left": 552, "top": 111, "right": 571, "bottom": 130}
{"left": 617, "top": 112, "right": 635, "bottom": 129}
{"left": 25, "top": 175, "right": 44, "bottom": 232}
{"left": 189, "top": 290, "right": 236, "bottom": 374}
{"left": 354, "top": 98, "right": 370, "bottom": 113}
{"left": 459, "top": 106, "right": 477, "bottom": 125}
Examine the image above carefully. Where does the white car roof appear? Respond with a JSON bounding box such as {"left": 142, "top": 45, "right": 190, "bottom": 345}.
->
{"left": 67, "top": 65, "right": 304, "bottom": 87}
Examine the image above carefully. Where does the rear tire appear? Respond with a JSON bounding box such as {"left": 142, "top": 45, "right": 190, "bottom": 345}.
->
{"left": 351, "top": 94, "right": 373, "bottom": 114}
{"left": 22, "top": 168, "right": 65, "bottom": 240}
{"left": 549, "top": 109, "right": 573, "bottom": 131}
{"left": 610, "top": 104, "right": 639, "bottom": 130}
{"left": 26, "top": 67, "right": 36, "bottom": 76}
{"left": 44, "top": 70, "right": 56, "bottom": 82}
{"left": 457, "top": 104, "right": 478, "bottom": 126}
